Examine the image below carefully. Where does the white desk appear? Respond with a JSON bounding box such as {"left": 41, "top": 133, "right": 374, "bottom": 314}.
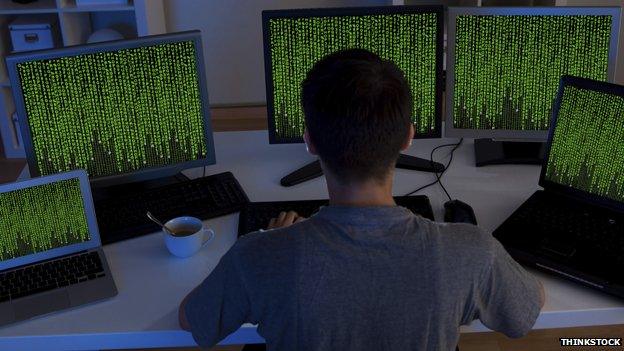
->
{"left": 1, "top": 131, "right": 623, "bottom": 351}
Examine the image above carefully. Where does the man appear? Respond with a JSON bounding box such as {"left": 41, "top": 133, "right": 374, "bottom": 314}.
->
{"left": 179, "top": 49, "right": 544, "bottom": 350}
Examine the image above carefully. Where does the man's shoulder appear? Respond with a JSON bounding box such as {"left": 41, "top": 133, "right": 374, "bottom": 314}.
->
{"left": 233, "top": 218, "right": 314, "bottom": 255}
{"left": 226, "top": 220, "right": 317, "bottom": 281}
{"left": 416, "top": 217, "right": 498, "bottom": 260}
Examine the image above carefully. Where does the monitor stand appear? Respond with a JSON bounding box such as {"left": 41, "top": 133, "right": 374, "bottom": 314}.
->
{"left": 474, "top": 138, "right": 545, "bottom": 167}
{"left": 280, "top": 154, "right": 445, "bottom": 187}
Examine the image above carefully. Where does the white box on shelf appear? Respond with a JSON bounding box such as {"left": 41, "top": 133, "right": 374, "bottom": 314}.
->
{"left": 9, "top": 16, "right": 61, "bottom": 53}
{"left": 75, "top": 0, "right": 129, "bottom": 6}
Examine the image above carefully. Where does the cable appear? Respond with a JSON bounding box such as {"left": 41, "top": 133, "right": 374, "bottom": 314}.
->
{"left": 403, "top": 143, "right": 458, "bottom": 195}
{"left": 403, "top": 178, "right": 440, "bottom": 196}
{"left": 404, "top": 139, "right": 462, "bottom": 197}
{"left": 404, "top": 138, "right": 463, "bottom": 198}
{"left": 435, "top": 138, "right": 463, "bottom": 201}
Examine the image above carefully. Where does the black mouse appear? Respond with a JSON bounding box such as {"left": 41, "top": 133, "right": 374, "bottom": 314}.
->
{"left": 444, "top": 199, "right": 477, "bottom": 225}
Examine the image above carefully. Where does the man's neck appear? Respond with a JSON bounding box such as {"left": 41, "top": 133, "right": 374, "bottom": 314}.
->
{"left": 325, "top": 170, "right": 395, "bottom": 207}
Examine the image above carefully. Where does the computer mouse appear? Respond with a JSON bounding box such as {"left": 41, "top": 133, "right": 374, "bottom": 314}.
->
{"left": 444, "top": 199, "right": 477, "bottom": 225}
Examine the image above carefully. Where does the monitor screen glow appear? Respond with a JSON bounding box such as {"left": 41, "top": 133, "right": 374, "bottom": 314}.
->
{"left": 7, "top": 32, "right": 215, "bottom": 183}
{"left": 0, "top": 178, "right": 89, "bottom": 261}
{"left": 545, "top": 82, "right": 624, "bottom": 204}
{"left": 263, "top": 6, "right": 444, "bottom": 143}
{"left": 446, "top": 7, "right": 620, "bottom": 140}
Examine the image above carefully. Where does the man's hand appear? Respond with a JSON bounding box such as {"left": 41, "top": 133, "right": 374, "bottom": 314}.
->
{"left": 267, "top": 211, "right": 306, "bottom": 229}
{"left": 178, "top": 287, "right": 196, "bottom": 331}
{"left": 538, "top": 280, "right": 546, "bottom": 309}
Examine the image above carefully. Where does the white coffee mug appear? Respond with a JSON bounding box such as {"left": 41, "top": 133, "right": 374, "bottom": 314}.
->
{"left": 163, "top": 216, "right": 215, "bottom": 258}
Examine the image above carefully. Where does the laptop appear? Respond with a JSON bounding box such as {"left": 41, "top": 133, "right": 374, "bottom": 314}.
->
{"left": 0, "top": 170, "right": 117, "bottom": 327}
{"left": 494, "top": 75, "right": 624, "bottom": 298}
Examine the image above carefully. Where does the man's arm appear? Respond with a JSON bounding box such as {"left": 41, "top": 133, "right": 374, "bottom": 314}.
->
{"left": 472, "top": 236, "right": 544, "bottom": 338}
{"left": 538, "top": 281, "right": 546, "bottom": 309}
{"left": 179, "top": 212, "right": 301, "bottom": 339}
{"left": 178, "top": 245, "right": 251, "bottom": 347}
{"left": 178, "top": 287, "right": 197, "bottom": 331}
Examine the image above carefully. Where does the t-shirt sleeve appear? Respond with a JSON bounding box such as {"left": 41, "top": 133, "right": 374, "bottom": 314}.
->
{"left": 184, "top": 244, "right": 250, "bottom": 347}
{"left": 472, "top": 237, "right": 542, "bottom": 338}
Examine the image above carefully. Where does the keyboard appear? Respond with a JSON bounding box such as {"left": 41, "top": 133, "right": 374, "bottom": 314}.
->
{"left": 0, "top": 251, "right": 105, "bottom": 302}
{"left": 238, "top": 195, "right": 435, "bottom": 236}
{"left": 95, "top": 172, "right": 249, "bottom": 244}
{"left": 494, "top": 191, "right": 624, "bottom": 263}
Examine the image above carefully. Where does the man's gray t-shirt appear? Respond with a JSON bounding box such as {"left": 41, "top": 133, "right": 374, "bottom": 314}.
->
{"left": 185, "top": 206, "right": 542, "bottom": 350}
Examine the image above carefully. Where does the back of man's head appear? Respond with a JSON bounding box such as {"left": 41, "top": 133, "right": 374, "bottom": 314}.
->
{"left": 302, "top": 49, "right": 412, "bottom": 184}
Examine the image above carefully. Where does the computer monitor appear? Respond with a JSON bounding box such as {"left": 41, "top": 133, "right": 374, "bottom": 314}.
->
{"left": 262, "top": 6, "right": 445, "bottom": 186}
{"left": 263, "top": 5, "right": 444, "bottom": 143}
{"left": 446, "top": 7, "right": 620, "bottom": 141}
{"left": 541, "top": 75, "right": 624, "bottom": 211}
{"left": 6, "top": 31, "right": 215, "bottom": 187}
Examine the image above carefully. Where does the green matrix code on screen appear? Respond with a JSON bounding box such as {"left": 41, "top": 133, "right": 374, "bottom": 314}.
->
{"left": 18, "top": 41, "right": 207, "bottom": 178}
{"left": 0, "top": 179, "right": 90, "bottom": 261}
{"left": 453, "top": 15, "right": 612, "bottom": 131}
{"left": 269, "top": 13, "right": 439, "bottom": 139}
{"left": 545, "top": 86, "right": 624, "bottom": 202}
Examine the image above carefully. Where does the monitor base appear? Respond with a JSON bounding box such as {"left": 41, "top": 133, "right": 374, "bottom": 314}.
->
{"left": 474, "top": 138, "right": 545, "bottom": 167}
{"left": 280, "top": 154, "right": 445, "bottom": 187}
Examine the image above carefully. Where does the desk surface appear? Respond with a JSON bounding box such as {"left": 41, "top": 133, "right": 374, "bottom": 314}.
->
{"left": 1, "top": 131, "right": 623, "bottom": 351}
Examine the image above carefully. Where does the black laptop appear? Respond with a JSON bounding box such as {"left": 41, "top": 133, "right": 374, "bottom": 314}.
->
{"left": 494, "top": 75, "right": 624, "bottom": 298}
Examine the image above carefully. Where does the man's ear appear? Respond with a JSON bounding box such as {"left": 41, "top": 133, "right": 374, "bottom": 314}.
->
{"left": 303, "top": 129, "right": 318, "bottom": 156}
{"left": 401, "top": 124, "right": 415, "bottom": 151}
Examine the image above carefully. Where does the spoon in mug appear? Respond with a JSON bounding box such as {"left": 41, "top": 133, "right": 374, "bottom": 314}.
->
{"left": 146, "top": 211, "right": 172, "bottom": 234}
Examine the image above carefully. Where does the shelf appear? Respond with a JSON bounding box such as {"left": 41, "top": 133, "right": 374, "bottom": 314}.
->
{"left": 0, "top": 0, "right": 57, "bottom": 14}
{"left": 0, "top": 0, "right": 166, "bottom": 159}
{"left": 60, "top": 0, "right": 134, "bottom": 13}
{"left": 61, "top": 4, "right": 135, "bottom": 12}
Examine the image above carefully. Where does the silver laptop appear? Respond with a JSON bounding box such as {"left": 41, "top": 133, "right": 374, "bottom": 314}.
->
{"left": 0, "top": 170, "right": 117, "bottom": 327}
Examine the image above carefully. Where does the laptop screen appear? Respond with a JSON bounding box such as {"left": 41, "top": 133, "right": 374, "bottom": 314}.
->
{"left": 0, "top": 178, "right": 91, "bottom": 261}
{"left": 544, "top": 81, "right": 624, "bottom": 204}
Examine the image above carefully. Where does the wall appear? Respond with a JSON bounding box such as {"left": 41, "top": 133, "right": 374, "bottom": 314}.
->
{"left": 166, "top": 0, "right": 624, "bottom": 105}
{"left": 164, "top": 0, "right": 388, "bottom": 106}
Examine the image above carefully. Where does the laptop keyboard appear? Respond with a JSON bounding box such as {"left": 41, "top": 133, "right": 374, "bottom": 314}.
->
{"left": 0, "top": 251, "right": 105, "bottom": 302}
{"left": 495, "top": 191, "right": 624, "bottom": 263}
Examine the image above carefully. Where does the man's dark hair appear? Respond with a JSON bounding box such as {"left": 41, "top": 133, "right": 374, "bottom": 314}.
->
{"left": 302, "top": 49, "right": 412, "bottom": 184}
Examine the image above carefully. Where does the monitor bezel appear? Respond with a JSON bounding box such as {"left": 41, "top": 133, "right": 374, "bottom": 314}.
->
{"left": 539, "top": 75, "right": 624, "bottom": 213}
{"left": 445, "top": 6, "right": 621, "bottom": 140}
{"left": 262, "top": 5, "right": 445, "bottom": 144}
{"left": 0, "top": 170, "right": 101, "bottom": 272}
{"left": 6, "top": 30, "right": 216, "bottom": 187}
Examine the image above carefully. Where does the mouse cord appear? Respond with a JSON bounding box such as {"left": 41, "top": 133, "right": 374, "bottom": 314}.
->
{"left": 404, "top": 138, "right": 463, "bottom": 198}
